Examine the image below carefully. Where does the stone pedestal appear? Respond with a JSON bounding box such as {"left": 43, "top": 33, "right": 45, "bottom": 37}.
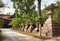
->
{"left": 41, "top": 4, "right": 57, "bottom": 38}
{"left": 41, "top": 16, "right": 52, "bottom": 38}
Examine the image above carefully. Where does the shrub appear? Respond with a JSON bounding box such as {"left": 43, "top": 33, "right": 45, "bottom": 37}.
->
{"left": 0, "top": 30, "right": 2, "bottom": 41}
{"left": 0, "top": 1, "right": 4, "bottom": 7}
{"left": 0, "top": 18, "right": 4, "bottom": 28}
{"left": 10, "top": 18, "right": 21, "bottom": 27}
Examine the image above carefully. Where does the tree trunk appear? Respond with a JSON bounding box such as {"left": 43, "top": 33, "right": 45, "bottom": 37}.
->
{"left": 37, "top": 0, "right": 41, "bottom": 37}
{"left": 37, "top": 0, "right": 41, "bottom": 16}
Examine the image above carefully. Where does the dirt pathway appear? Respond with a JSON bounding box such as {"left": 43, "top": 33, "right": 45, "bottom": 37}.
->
{"left": 1, "top": 28, "right": 42, "bottom": 41}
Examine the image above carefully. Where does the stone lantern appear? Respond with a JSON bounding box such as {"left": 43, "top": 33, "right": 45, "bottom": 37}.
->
{"left": 41, "top": 4, "right": 56, "bottom": 38}
{"left": 45, "top": 4, "right": 56, "bottom": 16}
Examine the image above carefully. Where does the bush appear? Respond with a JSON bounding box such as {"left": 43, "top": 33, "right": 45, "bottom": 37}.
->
{"left": 10, "top": 18, "right": 21, "bottom": 27}
{"left": 0, "top": 30, "right": 2, "bottom": 41}
{"left": 0, "top": 1, "right": 4, "bottom": 7}
{"left": 0, "top": 18, "right": 4, "bottom": 28}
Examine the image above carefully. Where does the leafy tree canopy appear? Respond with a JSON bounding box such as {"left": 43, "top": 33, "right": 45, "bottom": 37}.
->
{"left": 0, "top": 0, "right": 4, "bottom": 7}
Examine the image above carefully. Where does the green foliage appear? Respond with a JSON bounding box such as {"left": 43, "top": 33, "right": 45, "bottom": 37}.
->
{"left": 0, "top": 30, "right": 2, "bottom": 41}
{"left": 0, "top": 1, "right": 4, "bottom": 7}
{"left": 10, "top": 10, "right": 48, "bottom": 27}
{"left": 12, "top": 0, "right": 35, "bottom": 18}
{"left": 0, "top": 18, "right": 4, "bottom": 28}
{"left": 10, "top": 0, "right": 48, "bottom": 28}
{"left": 53, "top": 1, "right": 60, "bottom": 24}
{"left": 10, "top": 12, "right": 37, "bottom": 27}
{"left": 41, "top": 10, "right": 48, "bottom": 24}
{"left": 10, "top": 18, "right": 21, "bottom": 27}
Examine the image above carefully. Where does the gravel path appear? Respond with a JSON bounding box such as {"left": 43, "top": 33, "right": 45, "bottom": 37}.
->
{"left": 0, "top": 28, "right": 42, "bottom": 41}
{"left": 0, "top": 28, "right": 60, "bottom": 41}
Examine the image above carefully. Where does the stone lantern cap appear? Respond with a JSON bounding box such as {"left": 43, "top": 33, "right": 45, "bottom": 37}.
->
{"left": 45, "top": 4, "right": 56, "bottom": 11}
{"left": 45, "top": 4, "right": 56, "bottom": 15}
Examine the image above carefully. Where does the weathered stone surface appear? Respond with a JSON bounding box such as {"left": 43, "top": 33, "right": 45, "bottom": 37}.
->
{"left": 24, "top": 25, "right": 28, "bottom": 32}
{"left": 32, "top": 27, "right": 38, "bottom": 35}
{"left": 41, "top": 16, "right": 52, "bottom": 38}
{"left": 27, "top": 25, "right": 32, "bottom": 32}
{"left": 41, "top": 15, "right": 60, "bottom": 38}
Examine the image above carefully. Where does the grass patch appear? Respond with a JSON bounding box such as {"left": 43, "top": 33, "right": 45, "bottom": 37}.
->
{"left": 0, "top": 30, "right": 2, "bottom": 41}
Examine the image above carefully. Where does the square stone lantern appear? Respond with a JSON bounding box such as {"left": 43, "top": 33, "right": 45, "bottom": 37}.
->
{"left": 41, "top": 4, "right": 57, "bottom": 38}
{"left": 45, "top": 4, "right": 56, "bottom": 15}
